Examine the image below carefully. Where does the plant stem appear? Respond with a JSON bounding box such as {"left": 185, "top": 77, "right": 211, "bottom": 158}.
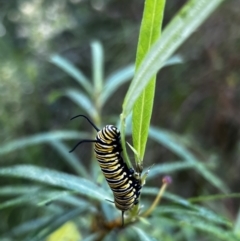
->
{"left": 142, "top": 176, "right": 171, "bottom": 217}
{"left": 120, "top": 113, "right": 132, "bottom": 168}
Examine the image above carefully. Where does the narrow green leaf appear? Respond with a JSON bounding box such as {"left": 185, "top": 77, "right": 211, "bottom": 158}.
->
{"left": 126, "top": 142, "right": 140, "bottom": 161}
{"left": 234, "top": 208, "right": 240, "bottom": 236}
{"left": 164, "top": 54, "right": 184, "bottom": 66}
{"left": 0, "top": 131, "right": 90, "bottom": 156}
{"left": 5, "top": 216, "right": 53, "bottom": 238}
{"left": 132, "top": 0, "right": 166, "bottom": 162}
{"left": 50, "top": 54, "right": 92, "bottom": 94}
{"left": 0, "top": 193, "right": 39, "bottom": 210}
{"left": 0, "top": 165, "right": 111, "bottom": 201}
{"left": 91, "top": 41, "right": 104, "bottom": 95}
{"left": 148, "top": 126, "right": 229, "bottom": 193}
{"left": 123, "top": 0, "right": 224, "bottom": 117}
{"left": 155, "top": 189, "right": 232, "bottom": 228}
{"left": 0, "top": 185, "right": 40, "bottom": 196}
{"left": 133, "top": 227, "right": 158, "bottom": 241}
{"left": 65, "top": 88, "right": 98, "bottom": 119}
{"left": 119, "top": 114, "right": 130, "bottom": 169}
{"left": 155, "top": 206, "right": 231, "bottom": 227}
{"left": 101, "top": 56, "right": 183, "bottom": 106}
{"left": 37, "top": 190, "right": 89, "bottom": 207}
{"left": 179, "top": 216, "right": 238, "bottom": 241}
{"left": 142, "top": 188, "right": 197, "bottom": 209}
{"left": 58, "top": 195, "right": 90, "bottom": 207}
{"left": 0, "top": 190, "right": 75, "bottom": 210}
{"left": 143, "top": 190, "right": 232, "bottom": 228}
{"left": 102, "top": 230, "right": 118, "bottom": 241}
{"left": 189, "top": 193, "right": 240, "bottom": 203}
{"left": 101, "top": 64, "right": 135, "bottom": 105}
{"left": 81, "top": 234, "right": 100, "bottom": 241}
{"left": 154, "top": 208, "right": 236, "bottom": 240}
{"left": 147, "top": 162, "right": 194, "bottom": 179}
{"left": 50, "top": 140, "right": 89, "bottom": 178}
{"left": 0, "top": 185, "right": 89, "bottom": 207}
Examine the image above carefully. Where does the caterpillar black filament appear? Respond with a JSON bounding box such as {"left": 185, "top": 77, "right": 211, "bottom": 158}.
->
{"left": 69, "top": 115, "right": 142, "bottom": 226}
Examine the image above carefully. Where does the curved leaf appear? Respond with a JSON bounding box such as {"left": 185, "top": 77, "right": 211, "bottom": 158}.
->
{"left": 132, "top": 0, "right": 166, "bottom": 162}
{"left": 123, "top": 0, "right": 224, "bottom": 116}
{"left": 91, "top": 41, "right": 104, "bottom": 95}
{"left": 164, "top": 54, "right": 184, "bottom": 66}
{"left": 65, "top": 89, "right": 98, "bottom": 119}
{"left": 101, "top": 56, "right": 183, "bottom": 106}
{"left": 50, "top": 141, "right": 89, "bottom": 178}
{"left": 81, "top": 233, "right": 100, "bottom": 241}
{"left": 50, "top": 54, "right": 92, "bottom": 94}
{"left": 155, "top": 206, "right": 231, "bottom": 227}
{"left": 234, "top": 208, "right": 240, "bottom": 236}
{"left": 179, "top": 216, "right": 238, "bottom": 241}
{"left": 133, "top": 227, "right": 159, "bottom": 241}
{"left": 143, "top": 189, "right": 232, "bottom": 227}
{"left": 101, "top": 64, "right": 135, "bottom": 105}
{"left": 0, "top": 165, "right": 111, "bottom": 201}
{"left": 147, "top": 162, "right": 194, "bottom": 179}
{"left": 0, "top": 185, "right": 40, "bottom": 196}
{"left": 148, "top": 126, "right": 229, "bottom": 193}
{"left": 189, "top": 193, "right": 240, "bottom": 203}
{"left": 0, "top": 190, "right": 78, "bottom": 210}
{"left": 4, "top": 216, "right": 53, "bottom": 238}
{"left": 0, "top": 131, "right": 90, "bottom": 156}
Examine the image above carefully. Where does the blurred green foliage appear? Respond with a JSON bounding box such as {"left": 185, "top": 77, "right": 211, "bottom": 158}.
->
{"left": 0, "top": 0, "right": 240, "bottom": 240}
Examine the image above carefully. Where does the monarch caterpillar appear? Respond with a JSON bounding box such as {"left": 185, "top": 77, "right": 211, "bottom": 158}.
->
{"left": 69, "top": 115, "right": 142, "bottom": 226}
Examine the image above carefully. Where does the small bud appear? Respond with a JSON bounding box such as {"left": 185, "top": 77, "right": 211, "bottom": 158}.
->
{"left": 162, "top": 175, "right": 172, "bottom": 185}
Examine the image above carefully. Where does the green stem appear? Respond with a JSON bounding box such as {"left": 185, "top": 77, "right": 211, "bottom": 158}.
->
{"left": 120, "top": 113, "right": 132, "bottom": 169}
{"left": 142, "top": 182, "right": 167, "bottom": 217}
{"left": 142, "top": 176, "right": 171, "bottom": 217}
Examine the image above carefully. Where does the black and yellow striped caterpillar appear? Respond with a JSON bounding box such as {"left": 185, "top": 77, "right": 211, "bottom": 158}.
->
{"left": 69, "top": 115, "right": 142, "bottom": 226}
